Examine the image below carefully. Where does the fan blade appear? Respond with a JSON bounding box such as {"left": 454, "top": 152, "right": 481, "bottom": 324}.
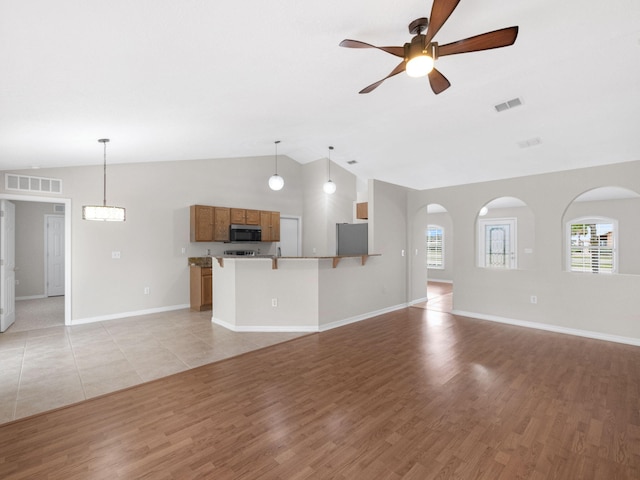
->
{"left": 339, "top": 39, "right": 404, "bottom": 58}
{"left": 425, "top": 0, "right": 461, "bottom": 44}
{"left": 437, "top": 26, "right": 519, "bottom": 57}
{"left": 359, "top": 61, "right": 406, "bottom": 94}
{"left": 428, "top": 68, "right": 451, "bottom": 94}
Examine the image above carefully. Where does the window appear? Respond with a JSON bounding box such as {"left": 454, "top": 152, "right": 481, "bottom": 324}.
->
{"left": 478, "top": 218, "right": 517, "bottom": 269}
{"left": 426, "top": 225, "right": 444, "bottom": 269}
{"left": 567, "top": 217, "right": 616, "bottom": 274}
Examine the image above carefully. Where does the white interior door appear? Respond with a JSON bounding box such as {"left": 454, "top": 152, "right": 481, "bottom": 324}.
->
{"left": 1, "top": 200, "right": 16, "bottom": 332}
{"left": 279, "top": 216, "right": 301, "bottom": 257}
{"left": 46, "top": 215, "right": 65, "bottom": 296}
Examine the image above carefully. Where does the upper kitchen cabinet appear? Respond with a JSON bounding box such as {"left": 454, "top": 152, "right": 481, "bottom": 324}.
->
{"left": 190, "top": 205, "right": 214, "bottom": 242}
{"left": 260, "top": 211, "right": 280, "bottom": 242}
{"left": 230, "top": 208, "right": 261, "bottom": 225}
{"left": 356, "top": 202, "right": 368, "bottom": 220}
{"left": 246, "top": 209, "right": 260, "bottom": 225}
{"left": 214, "top": 207, "right": 231, "bottom": 242}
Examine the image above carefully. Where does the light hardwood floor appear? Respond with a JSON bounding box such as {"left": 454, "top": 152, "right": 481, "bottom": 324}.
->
{"left": 1, "top": 306, "right": 639, "bottom": 479}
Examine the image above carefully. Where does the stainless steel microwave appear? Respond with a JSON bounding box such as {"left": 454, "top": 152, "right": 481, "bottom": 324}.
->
{"left": 229, "top": 224, "right": 261, "bottom": 242}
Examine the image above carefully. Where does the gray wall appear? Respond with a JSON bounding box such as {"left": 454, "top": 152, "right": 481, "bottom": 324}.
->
{"left": 3, "top": 155, "right": 306, "bottom": 321}
{"left": 408, "top": 160, "right": 640, "bottom": 342}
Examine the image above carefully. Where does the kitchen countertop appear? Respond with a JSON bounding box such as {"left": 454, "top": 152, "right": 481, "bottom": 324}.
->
{"left": 214, "top": 253, "right": 381, "bottom": 269}
{"left": 188, "top": 256, "right": 212, "bottom": 267}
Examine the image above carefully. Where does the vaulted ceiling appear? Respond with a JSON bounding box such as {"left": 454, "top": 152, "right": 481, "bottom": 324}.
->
{"left": 1, "top": 0, "right": 639, "bottom": 189}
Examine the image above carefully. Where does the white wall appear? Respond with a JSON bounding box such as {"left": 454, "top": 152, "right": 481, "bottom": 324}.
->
{"left": 408, "top": 160, "right": 640, "bottom": 343}
{"left": 302, "top": 158, "right": 356, "bottom": 256}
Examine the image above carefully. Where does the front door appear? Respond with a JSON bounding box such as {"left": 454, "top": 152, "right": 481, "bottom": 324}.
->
{"left": 0, "top": 200, "right": 16, "bottom": 332}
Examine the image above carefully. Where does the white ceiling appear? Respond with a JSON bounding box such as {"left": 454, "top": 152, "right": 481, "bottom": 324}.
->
{"left": 1, "top": 0, "right": 639, "bottom": 190}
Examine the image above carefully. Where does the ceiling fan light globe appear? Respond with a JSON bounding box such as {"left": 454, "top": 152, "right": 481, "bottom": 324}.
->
{"left": 406, "top": 54, "right": 434, "bottom": 78}
{"left": 268, "top": 174, "right": 284, "bottom": 191}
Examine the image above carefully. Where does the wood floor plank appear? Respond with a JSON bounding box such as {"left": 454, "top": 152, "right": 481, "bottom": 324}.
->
{"left": 1, "top": 307, "right": 640, "bottom": 479}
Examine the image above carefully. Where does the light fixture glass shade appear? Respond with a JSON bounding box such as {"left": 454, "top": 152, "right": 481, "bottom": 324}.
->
{"left": 268, "top": 173, "right": 284, "bottom": 191}
{"left": 323, "top": 180, "right": 336, "bottom": 194}
{"left": 479, "top": 206, "right": 489, "bottom": 217}
{"left": 82, "top": 205, "right": 126, "bottom": 221}
{"left": 406, "top": 54, "right": 434, "bottom": 78}
{"left": 83, "top": 138, "right": 126, "bottom": 221}
{"left": 268, "top": 140, "right": 284, "bottom": 191}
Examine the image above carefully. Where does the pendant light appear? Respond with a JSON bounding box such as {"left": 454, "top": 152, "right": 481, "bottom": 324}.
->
{"left": 268, "top": 140, "right": 284, "bottom": 191}
{"left": 82, "top": 138, "right": 126, "bottom": 221}
{"left": 323, "top": 146, "right": 337, "bottom": 194}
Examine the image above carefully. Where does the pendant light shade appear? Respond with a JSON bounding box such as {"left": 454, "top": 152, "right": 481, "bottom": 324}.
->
{"left": 82, "top": 139, "right": 126, "bottom": 221}
{"left": 268, "top": 140, "right": 284, "bottom": 191}
{"left": 323, "top": 146, "right": 336, "bottom": 194}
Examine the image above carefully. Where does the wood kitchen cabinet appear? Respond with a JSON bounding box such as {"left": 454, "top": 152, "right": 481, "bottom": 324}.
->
{"left": 260, "top": 211, "right": 280, "bottom": 242}
{"left": 213, "top": 207, "right": 230, "bottom": 242}
{"left": 356, "top": 202, "right": 368, "bottom": 220}
{"left": 190, "top": 266, "right": 212, "bottom": 311}
{"left": 191, "top": 204, "right": 277, "bottom": 243}
{"left": 230, "top": 208, "right": 261, "bottom": 225}
{"left": 190, "top": 205, "right": 214, "bottom": 242}
{"left": 230, "top": 208, "right": 245, "bottom": 225}
{"left": 245, "top": 209, "right": 260, "bottom": 225}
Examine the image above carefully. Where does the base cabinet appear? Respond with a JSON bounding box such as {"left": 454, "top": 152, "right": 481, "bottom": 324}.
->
{"left": 190, "top": 266, "right": 212, "bottom": 311}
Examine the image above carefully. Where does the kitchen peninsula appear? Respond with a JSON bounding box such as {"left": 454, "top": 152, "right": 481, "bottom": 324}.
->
{"left": 212, "top": 254, "right": 386, "bottom": 333}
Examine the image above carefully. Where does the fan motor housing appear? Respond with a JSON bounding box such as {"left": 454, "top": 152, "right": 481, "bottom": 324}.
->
{"left": 408, "top": 17, "right": 428, "bottom": 35}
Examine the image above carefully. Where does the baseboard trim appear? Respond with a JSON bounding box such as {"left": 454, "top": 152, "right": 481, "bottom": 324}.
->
{"left": 408, "top": 297, "right": 428, "bottom": 306}
{"left": 451, "top": 309, "right": 640, "bottom": 347}
{"left": 16, "top": 295, "right": 47, "bottom": 301}
{"left": 72, "top": 304, "right": 190, "bottom": 325}
{"left": 211, "top": 317, "right": 317, "bottom": 333}
{"left": 212, "top": 303, "right": 409, "bottom": 333}
{"left": 318, "top": 303, "right": 408, "bottom": 332}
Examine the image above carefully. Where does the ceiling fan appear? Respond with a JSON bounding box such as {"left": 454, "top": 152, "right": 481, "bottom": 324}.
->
{"left": 339, "top": 0, "right": 518, "bottom": 94}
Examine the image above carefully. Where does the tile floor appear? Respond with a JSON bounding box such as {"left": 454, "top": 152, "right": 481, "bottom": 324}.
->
{"left": 0, "top": 309, "right": 307, "bottom": 425}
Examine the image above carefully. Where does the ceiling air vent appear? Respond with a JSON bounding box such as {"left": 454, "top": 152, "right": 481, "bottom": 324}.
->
{"left": 517, "top": 137, "right": 542, "bottom": 148}
{"left": 494, "top": 97, "right": 523, "bottom": 113}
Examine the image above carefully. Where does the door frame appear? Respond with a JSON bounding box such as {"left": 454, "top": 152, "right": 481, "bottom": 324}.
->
{"left": 0, "top": 194, "right": 72, "bottom": 325}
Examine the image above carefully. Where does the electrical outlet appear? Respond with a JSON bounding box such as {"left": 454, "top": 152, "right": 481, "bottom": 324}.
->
{"left": 530, "top": 295, "right": 537, "bottom": 304}
{"left": 272, "top": 298, "right": 278, "bottom": 307}
{"left": 181, "top": 247, "right": 186, "bottom": 254}
{"left": 112, "top": 251, "right": 121, "bottom": 259}
{"left": 144, "top": 287, "right": 150, "bottom": 295}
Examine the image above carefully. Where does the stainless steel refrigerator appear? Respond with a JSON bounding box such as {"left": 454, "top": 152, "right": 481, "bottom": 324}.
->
{"left": 336, "top": 223, "right": 368, "bottom": 255}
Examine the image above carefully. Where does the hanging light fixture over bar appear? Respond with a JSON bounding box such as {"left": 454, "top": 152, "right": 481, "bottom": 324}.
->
{"left": 268, "top": 140, "right": 284, "bottom": 191}
{"left": 323, "top": 146, "right": 337, "bottom": 194}
{"left": 82, "top": 138, "right": 126, "bottom": 221}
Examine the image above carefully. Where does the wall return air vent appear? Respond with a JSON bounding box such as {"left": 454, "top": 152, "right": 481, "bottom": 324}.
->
{"left": 5, "top": 174, "right": 63, "bottom": 194}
